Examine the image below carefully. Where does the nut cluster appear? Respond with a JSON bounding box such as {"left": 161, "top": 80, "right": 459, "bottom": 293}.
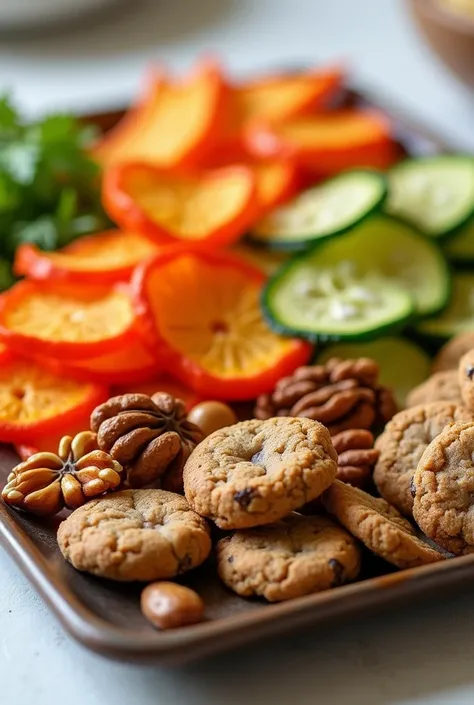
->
{"left": 332, "top": 429, "right": 379, "bottom": 487}
{"left": 2, "top": 431, "right": 123, "bottom": 516}
{"left": 255, "top": 357, "right": 397, "bottom": 435}
{"left": 91, "top": 392, "right": 204, "bottom": 493}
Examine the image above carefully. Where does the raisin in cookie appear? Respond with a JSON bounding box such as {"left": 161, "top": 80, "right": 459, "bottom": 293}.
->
{"left": 432, "top": 332, "right": 474, "bottom": 374}
{"left": 323, "top": 480, "right": 444, "bottom": 569}
{"left": 217, "top": 513, "right": 361, "bottom": 601}
{"left": 406, "top": 370, "right": 461, "bottom": 408}
{"left": 183, "top": 417, "right": 337, "bottom": 530}
{"left": 57, "top": 489, "right": 211, "bottom": 581}
{"left": 413, "top": 421, "right": 474, "bottom": 555}
{"left": 373, "top": 402, "right": 472, "bottom": 516}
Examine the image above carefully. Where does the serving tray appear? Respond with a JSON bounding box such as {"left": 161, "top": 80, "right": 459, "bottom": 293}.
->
{"left": 0, "top": 85, "right": 470, "bottom": 666}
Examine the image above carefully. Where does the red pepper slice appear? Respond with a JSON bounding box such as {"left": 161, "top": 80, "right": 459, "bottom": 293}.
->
{"left": 132, "top": 247, "right": 312, "bottom": 400}
{"left": 0, "top": 357, "right": 107, "bottom": 444}
{"left": 103, "top": 162, "right": 258, "bottom": 247}
{"left": 0, "top": 280, "right": 137, "bottom": 360}
{"left": 245, "top": 109, "right": 397, "bottom": 175}
{"left": 92, "top": 58, "right": 227, "bottom": 170}
{"left": 14, "top": 230, "right": 160, "bottom": 285}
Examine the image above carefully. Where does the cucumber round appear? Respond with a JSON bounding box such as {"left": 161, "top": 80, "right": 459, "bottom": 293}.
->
{"left": 250, "top": 169, "right": 387, "bottom": 250}
{"left": 385, "top": 155, "right": 474, "bottom": 239}
{"left": 264, "top": 216, "right": 449, "bottom": 342}
{"left": 443, "top": 219, "right": 474, "bottom": 265}
{"left": 417, "top": 271, "right": 474, "bottom": 339}
{"left": 317, "top": 337, "right": 431, "bottom": 408}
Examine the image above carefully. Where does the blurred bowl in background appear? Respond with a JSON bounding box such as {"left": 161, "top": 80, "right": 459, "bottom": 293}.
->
{"left": 408, "top": 0, "right": 474, "bottom": 89}
{"left": 0, "top": 0, "right": 119, "bottom": 30}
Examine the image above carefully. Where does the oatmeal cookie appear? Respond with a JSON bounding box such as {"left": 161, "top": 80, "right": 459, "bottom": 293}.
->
{"left": 57, "top": 489, "right": 211, "bottom": 581}
{"left": 323, "top": 480, "right": 444, "bottom": 569}
{"left": 183, "top": 417, "right": 337, "bottom": 530}
{"left": 432, "top": 332, "right": 474, "bottom": 374}
{"left": 216, "top": 513, "right": 361, "bottom": 601}
{"left": 413, "top": 421, "right": 474, "bottom": 555}
{"left": 458, "top": 349, "right": 474, "bottom": 412}
{"left": 373, "top": 402, "right": 472, "bottom": 516}
{"left": 406, "top": 370, "right": 461, "bottom": 408}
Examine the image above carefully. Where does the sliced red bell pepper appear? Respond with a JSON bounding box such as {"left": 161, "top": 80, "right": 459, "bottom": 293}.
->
{"left": 92, "top": 57, "right": 227, "bottom": 170}
{"left": 14, "top": 230, "right": 160, "bottom": 285}
{"left": 132, "top": 247, "right": 312, "bottom": 400}
{"left": 245, "top": 108, "right": 396, "bottom": 175}
{"left": 0, "top": 357, "right": 107, "bottom": 444}
{"left": 0, "top": 280, "right": 137, "bottom": 360}
{"left": 102, "top": 162, "right": 258, "bottom": 247}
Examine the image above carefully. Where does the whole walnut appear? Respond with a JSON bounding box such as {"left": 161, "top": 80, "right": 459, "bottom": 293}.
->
{"left": 91, "top": 392, "right": 204, "bottom": 493}
{"left": 254, "top": 357, "right": 397, "bottom": 435}
{"left": 2, "top": 432, "right": 123, "bottom": 517}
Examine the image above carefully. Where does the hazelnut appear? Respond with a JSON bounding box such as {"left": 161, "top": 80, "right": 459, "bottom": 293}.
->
{"left": 187, "top": 401, "right": 237, "bottom": 437}
{"left": 140, "top": 581, "right": 204, "bottom": 630}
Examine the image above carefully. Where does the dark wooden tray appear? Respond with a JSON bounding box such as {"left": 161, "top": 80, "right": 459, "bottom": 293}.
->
{"left": 0, "top": 85, "right": 470, "bottom": 665}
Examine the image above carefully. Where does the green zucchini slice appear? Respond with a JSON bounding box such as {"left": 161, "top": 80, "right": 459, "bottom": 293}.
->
{"left": 417, "top": 271, "right": 474, "bottom": 339}
{"left": 250, "top": 169, "right": 387, "bottom": 250}
{"left": 385, "top": 155, "right": 474, "bottom": 239}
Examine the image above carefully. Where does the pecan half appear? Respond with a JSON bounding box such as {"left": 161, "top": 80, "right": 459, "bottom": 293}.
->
{"left": 2, "top": 431, "right": 123, "bottom": 516}
{"left": 332, "top": 429, "right": 379, "bottom": 488}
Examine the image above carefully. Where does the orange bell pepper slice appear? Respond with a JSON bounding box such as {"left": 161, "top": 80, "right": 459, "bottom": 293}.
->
{"left": 245, "top": 109, "right": 396, "bottom": 175}
{"left": 14, "top": 230, "right": 160, "bottom": 286}
{"left": 0, "top": 357, "right": 107, "bottom": 443}
{"left": 132, "top": 247, "right": 312, "bottom": 400}
{"left": 92, "top": 58, "right": 227, "bottom": 170}
{"left": 0, "top": 280, "right": 137, "bottom": 360}
{"left": 103, "top": 162, "right": 258, "bottom": 247}
{"left": 35, "top": 334, "right": 160, "bottom": 385}
{"left": 236, "top": 66, "right": 344, "bottom": 123}
{"left": 252, "top": 159, "right": 300, "bottom": 214}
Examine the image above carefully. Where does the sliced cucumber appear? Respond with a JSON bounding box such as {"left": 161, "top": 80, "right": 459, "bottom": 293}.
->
{"left": 317, "top": 337, "right": 431, "bottom": 408}
{"left": 250, "top": 169, "right": 387, "bottom": 250}
{"left": 232, "top": 243, "right": 290, "bottom": 276}
{"left": 385, "top": 155, "right": 474, "bottom": 239}
{"left": 417, "top": 272, "right": 474, "bottom": 339}
{"left": 263, "top": 216, "right": 449, "bottom": 342}
{"left": 443, "top": 218, "right": 474, "bottom": 265}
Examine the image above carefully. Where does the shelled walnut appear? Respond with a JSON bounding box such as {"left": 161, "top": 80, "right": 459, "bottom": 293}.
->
{"left": 2, "top": 431, "right": 123, "bottom": 516}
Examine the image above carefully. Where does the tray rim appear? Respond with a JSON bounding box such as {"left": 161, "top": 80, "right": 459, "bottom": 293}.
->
{"left": 0, "top": 85, "right": 469, "bottom": 664}
{"left": 3, "top": 498, "right": 474, "bottom": 664}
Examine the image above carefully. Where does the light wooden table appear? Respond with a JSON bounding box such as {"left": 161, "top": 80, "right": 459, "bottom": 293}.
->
{"left": 2, "top": 2, "right": 474, "bottom": 703}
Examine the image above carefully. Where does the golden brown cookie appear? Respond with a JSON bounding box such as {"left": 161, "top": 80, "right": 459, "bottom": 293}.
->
{"left": 373, "top": 402, "right": 472, "bottom": 516}
{"left": 413, "top": 421, "right": 474, "bottom": 555}
{"left": 458, "top": 349, "right": 474, "bottom": 412}
{"left": 57, "top": 489, "right": 211, "bottom": 581}
{"left": 216, "top": 513, "right": 361, "bottom": 601}
{"left": 183, "top": 417, "right": 337, "bottom": 530}
{"left": 432, "top": 332, "right": 474, "bottom": 374}
{"left": 406, "top": 370, "right": 461, "bottom": 408}
{"left": 323, "top": 480, "right": 445, "bottom": 569}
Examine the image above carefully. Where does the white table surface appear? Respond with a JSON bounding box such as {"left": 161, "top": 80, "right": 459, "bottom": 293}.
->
{"left": 2, "top": 2, "right": 474, "bottom": 703}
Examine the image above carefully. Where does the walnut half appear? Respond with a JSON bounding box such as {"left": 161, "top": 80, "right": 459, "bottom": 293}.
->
{"left": 2, "top": 431, "right": 124, "bottom": 517}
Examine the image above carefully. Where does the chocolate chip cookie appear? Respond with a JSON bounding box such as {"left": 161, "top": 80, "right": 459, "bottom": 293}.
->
{"left": 323, "top": 480, "right": 444, "bottom": 569}
{"left": 216, "top": 513, "right": 361, "bottom": 601}
{"left": 413, "top": 421, "right": 474, "bottom": 555}
{"left": 373, "top": 402, "right": 472, "bottom": 516}
{"left": 406, "top": 370, "right": 461, "bottom": 408}
{"left": 458, "top": 349, "right": 474, "bottom": 412}
{"left": 183, "top": 417, "right": 337, "bottom": 530}
{"left": 57, "top": 489, "right": 211, "bottom": 581}
{"left": 432, "top": 332, "right": 474, "bottom": 374}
